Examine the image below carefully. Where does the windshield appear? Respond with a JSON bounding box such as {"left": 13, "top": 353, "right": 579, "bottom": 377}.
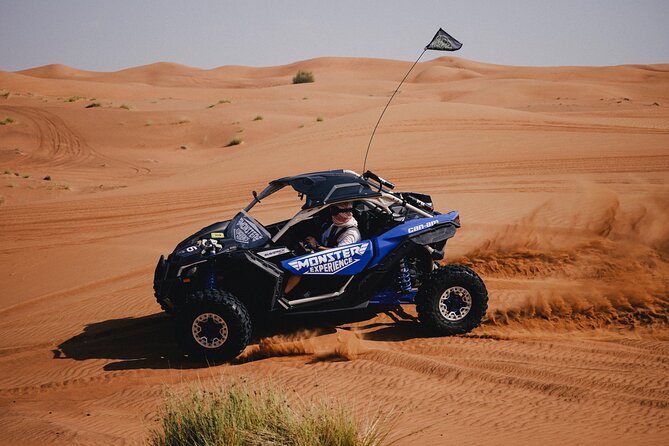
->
{"left": 244, "top": 186, "right": 305, "bottom": 228}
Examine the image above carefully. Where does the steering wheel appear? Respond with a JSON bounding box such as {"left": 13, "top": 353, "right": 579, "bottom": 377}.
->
{"left": 298, "top": 239, "right": 314, "bottom": 254}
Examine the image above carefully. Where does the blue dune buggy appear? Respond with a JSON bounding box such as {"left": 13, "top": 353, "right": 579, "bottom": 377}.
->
{"left": 154, "top": 170, "right": 488, "bottom": 361}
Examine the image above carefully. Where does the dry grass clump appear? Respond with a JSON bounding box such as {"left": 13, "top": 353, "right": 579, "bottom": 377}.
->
{"left": 293, "top": 70, "right": 315, "bottom": 84}
{"left": 119, "top": 104, "right": 131, "bottom": 110}
{"left": 227, "top": 136, "right": 243, "bottom": 146}
{"left": 208, "top": 99, "right": 232, "bottom": 108}
{"left": 149, "top": 380, "right": 387, "bottom": 446}
{"left": 253, "top": 115, "right": 263, "bottom": 121}
{"left": 85, "top": 102, "right": 101, "bottom": 108}
{"left": 0, "top": 117, "right": 15, "bottom": 125}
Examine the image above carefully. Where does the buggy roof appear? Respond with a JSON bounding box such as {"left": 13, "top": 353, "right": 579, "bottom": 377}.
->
{"left": 270, "top": 170, "right": 381, "bottom": 209}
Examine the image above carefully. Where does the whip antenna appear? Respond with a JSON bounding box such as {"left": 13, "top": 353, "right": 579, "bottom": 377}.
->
{"left": 361, "top": 28, "right": 463, "bottom": 173}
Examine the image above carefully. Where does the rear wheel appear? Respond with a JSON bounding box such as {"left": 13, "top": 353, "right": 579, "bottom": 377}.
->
{"left": 416, "top": 265, "right": 488, "bottom": 335}
{"left": 178, "top": 289, "right": 251, "bottom": 362}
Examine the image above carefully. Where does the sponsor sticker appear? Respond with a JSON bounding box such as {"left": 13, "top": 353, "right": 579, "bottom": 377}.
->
{"left": 257, "top": 247, "right": 290, "bottom": 259}
{"left": 286, "top": 242, "right": 370, "bottom": 275}
{"left": 210, "top": 232, "right": 225, "bottom": 239}
{"left": 233, "top": 216, "right": 264, "bottom": 244}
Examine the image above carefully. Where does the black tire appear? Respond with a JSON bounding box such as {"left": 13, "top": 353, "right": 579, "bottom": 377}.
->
{"left": 154, "top": 291, "right": 174, "bottom": 315}
{"left": 416, "top": 264, "right": 488, "bottom": 335}
{"left": 177, "top": 289, "right": 252, "bottom": 363}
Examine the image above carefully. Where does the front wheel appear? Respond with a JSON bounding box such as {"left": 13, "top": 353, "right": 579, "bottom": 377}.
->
{"left": 416, "top": 265, "right": 488, "bottom": 335}
{"left": 178, "top": 289, "right": 252, "bottom": 363}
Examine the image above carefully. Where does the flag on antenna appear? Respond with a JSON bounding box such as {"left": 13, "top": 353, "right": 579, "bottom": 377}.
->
{"left": 425, "top": 28, "right": 462, "bottom": 51}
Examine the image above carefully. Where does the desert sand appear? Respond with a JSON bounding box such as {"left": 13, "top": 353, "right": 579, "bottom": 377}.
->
{"left": 0, "top": 56, "right": 668, "bottom": 445}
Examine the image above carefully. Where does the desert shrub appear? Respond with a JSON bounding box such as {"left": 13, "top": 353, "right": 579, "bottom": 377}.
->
{"left": 253, "top": 115, "right": 263, "bottom": 121}
{"left": 293, "top": 70, "right": 315, "bottom": 84}
{"left": 0, "top": 117, "right": 15, "bottom": 125}
{"left": 227, "top": 136, "right": 243, "bottom": 146}
{"left": 85, "top": 102, "right": 101, "bottom": 108}
{"left": 317, "top": 116, "right": 324, "bottom": 122}
{"left": 119, "top": 104, "right": 131, "bottom": 110}
{"left": 149, "top": 381, "right": 387, "bottom": 446}
{"left": 208, "top": 99, "right": 231, "bottom": 108}
{"left": 66, "top": 96, "right": 81, "bottom": 102}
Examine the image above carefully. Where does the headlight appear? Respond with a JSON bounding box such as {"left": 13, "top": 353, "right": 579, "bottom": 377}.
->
{"left": 182, "top": 266, "right": 198, "bottom": 278}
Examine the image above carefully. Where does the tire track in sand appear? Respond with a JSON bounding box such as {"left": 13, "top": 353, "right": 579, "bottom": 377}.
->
{"left": 0, "top": 105, "right": 151, "bottom": 175}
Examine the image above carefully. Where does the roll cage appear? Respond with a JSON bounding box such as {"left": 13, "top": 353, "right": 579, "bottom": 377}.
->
{"left": 241, "top": 170, "right": 434, "bottom": 246}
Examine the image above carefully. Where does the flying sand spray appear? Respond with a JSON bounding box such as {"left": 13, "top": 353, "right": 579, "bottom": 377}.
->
{"left": 362, "top": 28, "right": 463, "bottom": 173}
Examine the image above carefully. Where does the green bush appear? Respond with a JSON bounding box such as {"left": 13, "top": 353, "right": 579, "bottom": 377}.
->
{"left": 149, "top": 381, "right": 387, "bottom": 446}
{"left": 293, "top": 70, "right": 315, "bottom": 84}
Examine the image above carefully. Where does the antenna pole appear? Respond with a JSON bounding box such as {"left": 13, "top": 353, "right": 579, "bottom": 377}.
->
{"left": 362, "top": 48, "right": 427, "bottom": 172}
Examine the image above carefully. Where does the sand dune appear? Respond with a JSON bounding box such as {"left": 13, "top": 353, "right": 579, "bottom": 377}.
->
{"left": 0, "top": 56, "right": 668, "bottom": 445}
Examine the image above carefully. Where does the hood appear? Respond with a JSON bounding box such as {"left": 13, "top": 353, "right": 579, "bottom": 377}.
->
{"left": 174, "top": 220, "right": 231, "bottom": 252}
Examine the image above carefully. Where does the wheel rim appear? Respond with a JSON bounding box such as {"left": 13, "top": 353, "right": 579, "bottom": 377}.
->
{"left": 438, "top": 286, "right": 472, "bottom": 321}
{"left": 192, "top": 313, "right": 229, "bottom": 348}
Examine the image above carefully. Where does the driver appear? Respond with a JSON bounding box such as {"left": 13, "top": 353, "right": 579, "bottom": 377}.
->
{"left": 284, "top": 202, "right": 361, "bottom": 296}
{"left": 306, "top": 201, "right": 361, "bottom": 250}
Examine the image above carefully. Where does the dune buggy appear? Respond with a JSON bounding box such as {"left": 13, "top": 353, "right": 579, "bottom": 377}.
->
{"left": 154, "top": 170, "right": 488, "bottom": 361}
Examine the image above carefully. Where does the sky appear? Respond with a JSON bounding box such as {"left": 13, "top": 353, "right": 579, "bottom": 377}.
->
{"left": 1, "top": 0, "right": 668, "bottom": 72}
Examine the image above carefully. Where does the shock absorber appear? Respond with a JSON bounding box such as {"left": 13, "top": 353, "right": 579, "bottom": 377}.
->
{"left": 397, "top": 258, "right": 413, "bottom": 293}
{"left": 205, "top": 263, "right": 217, "bottom": 290}
{"left": 204, "top": 242, "right": 218, "bottom": 290}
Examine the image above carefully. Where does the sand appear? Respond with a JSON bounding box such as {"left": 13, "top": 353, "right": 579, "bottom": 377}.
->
{"left": 0, "top": 56, "right": 668, "bottom": 445}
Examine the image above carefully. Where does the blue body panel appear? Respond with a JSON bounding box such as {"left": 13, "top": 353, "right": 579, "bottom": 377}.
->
{"left": 368, "top": 211, "right": 459, "bottom": 267}
{"left": 281, "top": 211, "right": 458, "bottom": 280}
{"left": 282, "top": 241, "right": 373, "bottom": 276}
{"left": 368, "top": 289, "right": 417, "bottom": 305}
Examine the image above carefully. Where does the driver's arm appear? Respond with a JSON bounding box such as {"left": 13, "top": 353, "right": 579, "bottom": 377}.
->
{"left": 305, "top": 236, "right": 328, "bottom": 251}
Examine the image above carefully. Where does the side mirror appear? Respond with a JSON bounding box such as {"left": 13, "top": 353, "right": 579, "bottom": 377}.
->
{"left": 252, "top": 190, "right": 260, "bottom": 202}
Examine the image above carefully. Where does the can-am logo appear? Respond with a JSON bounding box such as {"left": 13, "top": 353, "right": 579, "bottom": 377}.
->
{"left": 288, "top": 242, "right": 369, "bottom": 275}
{"left": 407, "top": 219, "right": 438, "bottom": 234}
